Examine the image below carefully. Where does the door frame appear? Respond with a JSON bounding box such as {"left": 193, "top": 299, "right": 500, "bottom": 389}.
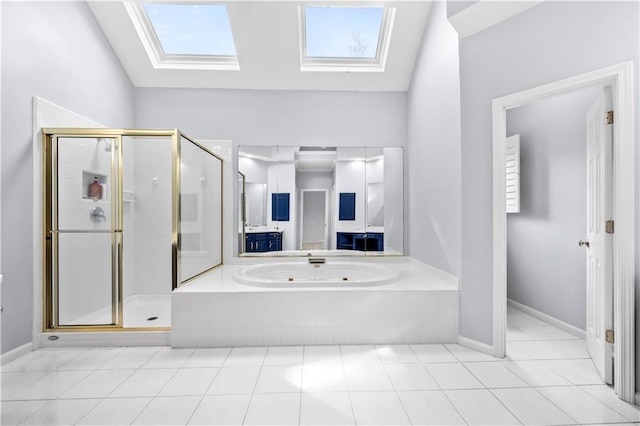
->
{"left": 299, "top": 189, "right": 329, "bottom": 250}
{"left": 491, "top": 62, "right": 635, "bottom": 402}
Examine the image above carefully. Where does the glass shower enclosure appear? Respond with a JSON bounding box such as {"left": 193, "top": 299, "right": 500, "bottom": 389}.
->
{"left": 42, "top": 129, "right": 222, "bottom": 331}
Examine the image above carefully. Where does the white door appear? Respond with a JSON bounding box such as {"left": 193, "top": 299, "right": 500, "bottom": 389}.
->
{"left": 585, "top": 87, "right": 613, "bottom": 384}
{"left": 301, "top": 190, "right": 328, "bottom": 250}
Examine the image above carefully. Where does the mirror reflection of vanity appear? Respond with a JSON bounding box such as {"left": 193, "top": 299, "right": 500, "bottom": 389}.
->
{"left": 238, "top": 146, "right": 403, "bottom": 256}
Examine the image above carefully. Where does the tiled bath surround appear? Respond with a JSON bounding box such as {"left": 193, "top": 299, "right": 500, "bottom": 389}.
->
{"left": 172, "top": 259, "right": 459, "bottom": 347}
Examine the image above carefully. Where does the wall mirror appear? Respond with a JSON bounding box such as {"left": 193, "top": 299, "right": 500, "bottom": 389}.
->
{"left": 237, "top": 146, "right": 403, "bottom": 256}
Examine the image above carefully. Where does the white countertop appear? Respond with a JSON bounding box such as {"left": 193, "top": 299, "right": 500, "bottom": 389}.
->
{"left": 244, "top": 227, "right": 283, "bottom": 234}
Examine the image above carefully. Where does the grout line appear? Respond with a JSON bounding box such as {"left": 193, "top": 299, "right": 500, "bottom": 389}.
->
{"left": 298, "top": 346, "right": 305, "bottom": 426}
{"left": 240, "top": 347, "right": 268, "bottom": 425}
{"left": 184, "top": 347, "right": 233, "bottom": 425}
{"left": 338, "top": 345, "right": 358, "bottom": 425}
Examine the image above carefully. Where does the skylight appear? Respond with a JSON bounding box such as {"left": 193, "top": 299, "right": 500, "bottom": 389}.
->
{"left": 305, "top": 7, "right": 383, "bottom": 59}
{"left": 143, "top": 3, "right": 236, "bottom": 56}
{"left": 300, "top": 6, "right": 395, "bottom": 72}
{"left": 126, "top": 2, "right": 239, "bottom": 70}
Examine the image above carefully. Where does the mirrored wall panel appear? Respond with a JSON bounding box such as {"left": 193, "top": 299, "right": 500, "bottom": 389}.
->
{"left": 238, "top": 146, "right": 403, "bottom": 256}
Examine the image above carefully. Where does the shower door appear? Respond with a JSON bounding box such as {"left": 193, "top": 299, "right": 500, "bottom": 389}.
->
{"left": 45, "top": 134, "right": 122, "bottom": 327}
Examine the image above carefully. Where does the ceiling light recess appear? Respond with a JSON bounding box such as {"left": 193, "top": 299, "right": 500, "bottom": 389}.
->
{"left": 299, "top": 5, "right": 395, "bottom": 72}
{"left": 125, "top": 1, "right": 240, "bottom": 71}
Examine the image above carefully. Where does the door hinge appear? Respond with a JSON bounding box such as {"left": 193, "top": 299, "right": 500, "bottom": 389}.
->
{"left": 605, "top": 220, "right": 614, "bottom": 234}
{"left": 606, "top": 110, "right": 614, "bottom": 124}
{"left": 605, "top": 329, "right": 614, "bottom": 344}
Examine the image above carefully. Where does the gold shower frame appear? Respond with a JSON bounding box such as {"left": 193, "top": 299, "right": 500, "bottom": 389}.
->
{"left": 42, "top": 128, "right": 223, "bottom": 332}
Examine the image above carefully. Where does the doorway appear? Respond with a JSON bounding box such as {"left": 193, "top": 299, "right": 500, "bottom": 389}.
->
{"left": 492, "top": 62, "right": 635, "bottom": 402}
{"left": 504, "top": 85, "right": 610, "bottom": 387}
{"left": 300, "top": 189, "right": 328, "bottom": 250}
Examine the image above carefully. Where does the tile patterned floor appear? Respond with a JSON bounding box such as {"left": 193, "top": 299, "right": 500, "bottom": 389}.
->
{"left": 1, "top": 308, "right": 639, "bottom": 425}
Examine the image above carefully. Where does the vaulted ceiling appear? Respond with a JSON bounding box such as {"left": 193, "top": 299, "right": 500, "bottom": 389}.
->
{"left": 88, "top": 1, "right": 432, "bottom": 91}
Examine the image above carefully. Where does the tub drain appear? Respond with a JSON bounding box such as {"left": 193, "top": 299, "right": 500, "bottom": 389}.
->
{"left": 146, "top": 316, "right": 158, "bottom": 321}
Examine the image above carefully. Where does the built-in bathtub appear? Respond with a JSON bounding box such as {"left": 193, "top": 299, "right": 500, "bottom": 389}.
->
{"left": 234, "top": 261, "right": 399, "bottom": 287}
{"left": 171, "top": 257, "right": 459, "bottom": 348}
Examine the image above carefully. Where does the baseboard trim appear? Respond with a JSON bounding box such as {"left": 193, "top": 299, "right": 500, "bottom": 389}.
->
{"left": 39, "top": 331, "right": 171, "bottom": 348}
{"left": 458, "top": 335, "right": 495, "bottom": 356}
{"left": 1, "top": 343, "right": 33, "bottom": 366}
{"left": 508, "top": 299, "right": 586, "bottom": 339}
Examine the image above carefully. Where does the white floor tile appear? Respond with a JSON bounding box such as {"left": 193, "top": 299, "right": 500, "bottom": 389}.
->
{"left": 423, "top": 363, "right": 483, "bottom": 390}
{"left": 410, "top": 344, "right": 459, "bottom": 363}
{"left": 545, "top": 359, "right": 604, "bottom": 385}
{"left": 244, "top": 392, "right": 301, "bottom": 425}
{"left": 158, "top": 367, "right": 219, "bottom": 396}
{"left": 188, "top": 394, "right": 252, "bottom": 425}
{"left": 76, "top": 397, "right": 151, "bottom": 425}
{"left": 502, "top": 360, "right": 573, "bottom": 387}
{"left": 0, "top": 400, "right": 49, "bottom": 426}
{"left": 182, "top": 348, "right": 231, "bottom": 368}
{"left": 132, "top": 396, "right": 200, "bottom": 425}
{"left": 1, "top": 371, "right": 47, "bottom": 400}
{"left": 58, "top": 348, "right": 123, "bottom": 370}
{"left": 375, "top": 345, "right": 420, "bottom": 363}
{"left": 300, "top": 392, "right": 355, "bottom": 426}
{"left": 223, "top": 347, "right": 267, "bottom": 367}
{"left": 504, "top": 343, "right": 533, "bottom": 361}
{"left": 343, "top": 362, "right": 394, "bottom": 391}
{"left": 207, "top": 366, "right": 261, "bottom": 395}
{"left": 254, "top": 365, "right": 302, "bottom": 393}
{"left": 350, "top": 391, "right": 410, "bottom": 425}
{"left": 491, "top": 387, "right": 576, "bottom": 425}
{"left": 263, "top": 346, "right": 304, "bottom": 366}
{"left": 304, "top": 345, "right": 342, "bottom": 364}
{"left": 579, "top": 385, "right": 640, "bottom": 421}
{"left": 464, "top": 361, "right": 529, "bottom": 388}
{"left": 7, "top": 348, "right": 86, "bottom": 372}
{"left": 536, "top": 386, "right": 630, "bottom": 424}
{"left": 340, "top": 345, "right": 381, "bottom": 364}
{"left": 21, "top": 398, "right": 100, "bottom": 425}
{"left": 445, "top": 344, "right": 497, "bottom": 362}
{"left": 6, "top": 370, "right": 91, "bottom": 400}
{"left": 384, "top": 363, "right": 439, "bottom": 390}
{"left": 510, "top": 340, "right": 589, "bottom": 360}
{"left": 397, "top": 390, "right": 466, "bottom": 425}
{"left": 141, "top": 347, "right": 194, "bottom": 369}
{"left": 60, "top": 369, "right": 134, "bottom": 399}
{"left": 99, "top": 347, "right": 161, "bottom": 370}
{"left": 445, "top": 389, "right": 521, "bottom": 425}
{"left": 301, "top": 363, "right": 348, "bottom": 392}
{"left": 109, "top": 368, "right": 177, "bottom": 398}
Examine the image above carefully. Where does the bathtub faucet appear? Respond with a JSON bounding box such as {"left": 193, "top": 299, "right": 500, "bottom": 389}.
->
{"left": 308, "top": 258, "right": 326, "bottom": 264}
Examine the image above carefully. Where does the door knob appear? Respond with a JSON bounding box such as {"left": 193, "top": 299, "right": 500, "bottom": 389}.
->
{"left": 578, "top": 240, "right": 590, "bottom": 248}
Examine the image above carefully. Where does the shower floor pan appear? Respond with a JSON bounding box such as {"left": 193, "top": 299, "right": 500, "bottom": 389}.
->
{"left": 65, "top": 294, "right": 171, "bottom": 328}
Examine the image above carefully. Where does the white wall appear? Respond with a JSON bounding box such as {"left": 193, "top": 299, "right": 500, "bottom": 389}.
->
{"left": 1, "top": 2, "right": 134, "bottom": 353}
{"left": 507, "top": 87, "right": 600, "bottom": 330}
{"left": 407, "top": 0, "right": 462, "bottom": 275}
{"left": 267, "top": 162, "right": 296, "bottom": 250}
{"left": 457, "top": 1, "right": 639, "bottom": 362}
{"left": 134, "top": 89, "right": 407, "bottom": 148}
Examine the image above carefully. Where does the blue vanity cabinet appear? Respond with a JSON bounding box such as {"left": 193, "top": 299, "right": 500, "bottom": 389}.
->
{"left": 246, "top": 232, "right": 282, "bottom": 252}
{"left": 336, "top": 232, "right": 384, "bottom": 251}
